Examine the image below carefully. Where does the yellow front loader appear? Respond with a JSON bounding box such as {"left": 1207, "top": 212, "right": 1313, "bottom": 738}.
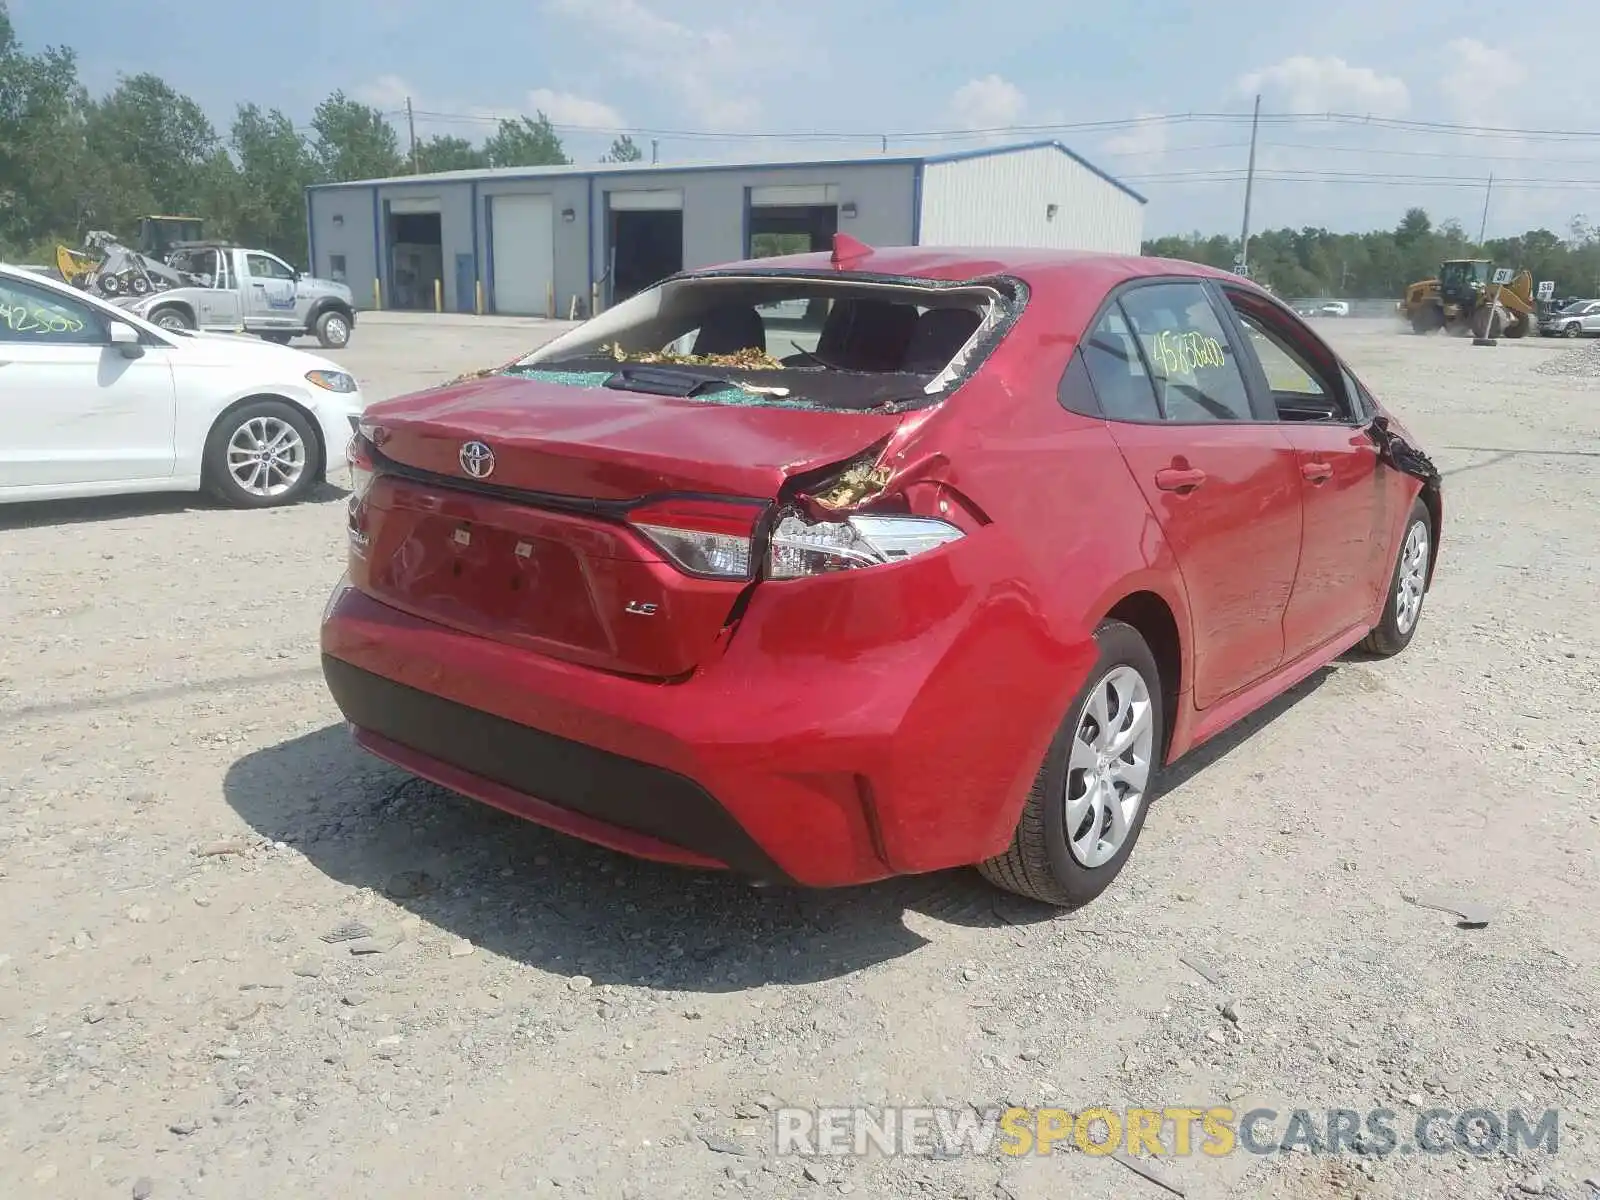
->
{"left": 1398, "top": 259, "right": 1534, "bottom": 338}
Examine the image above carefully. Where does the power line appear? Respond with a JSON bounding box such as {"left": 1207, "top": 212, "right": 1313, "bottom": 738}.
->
{"left": 391, "top": 106, "right": 1600, "bottom": 146}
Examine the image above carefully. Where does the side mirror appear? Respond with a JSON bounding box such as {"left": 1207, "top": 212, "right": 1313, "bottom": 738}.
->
{"left": 108, "top": 320, "right": 144, "bottom": 359}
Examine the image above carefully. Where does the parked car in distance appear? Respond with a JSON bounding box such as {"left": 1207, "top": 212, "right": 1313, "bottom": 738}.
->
{"left": 114, "top": 243, "right": 357, "bottom": 349}
{"left": 1539, "top": 298, "right": 1600, "bottom": 338}
{"left": 320, "top": 239, "right": 1442, "bottom": 908}
{"left": 0, "top": 262, "right": 364, "bottom": 508}
{"left": 1315, "top": 300, "right": 1351, "bottom": 317}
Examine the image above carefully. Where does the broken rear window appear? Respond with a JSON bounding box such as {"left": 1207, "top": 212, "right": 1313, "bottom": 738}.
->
{"left": 504, "top": 272, "right": 1023, "bottom": 412}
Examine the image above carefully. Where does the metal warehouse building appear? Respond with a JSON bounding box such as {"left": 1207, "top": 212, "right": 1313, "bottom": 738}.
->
{"left": 303, "top": 139, "right": 1146, "bottom": 318}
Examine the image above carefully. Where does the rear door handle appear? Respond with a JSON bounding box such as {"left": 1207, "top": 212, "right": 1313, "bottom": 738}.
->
{"left": 1154, "top": 467, "right": 1207, "bottom": 493}
{"left": 1301, "top": 461, "right": 1333, "bottom": 484}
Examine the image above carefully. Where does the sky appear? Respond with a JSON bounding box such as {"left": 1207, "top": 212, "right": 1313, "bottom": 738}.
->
{"left": 11, "top": 0, "right": 1600, "bottom": 239}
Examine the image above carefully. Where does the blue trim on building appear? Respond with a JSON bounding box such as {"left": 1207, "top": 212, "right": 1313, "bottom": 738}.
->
{"left": 369, "top": 191, "right": 382, "bottom": 307}
{"left": 910, "top": 164, "right": 924, "bottom": 245}
{"left": 921, "top": 139, "right": 1147, "bottom": 205}
{"left": 484, "top": 198, "right": 497, "bottom": 315}
{"left": 303, "top": 141, "right": 1144, "bottom": 205}
{"left": 586, "top": 175, "right": 596, "bottom": 312}
{"left": 304, "top": 187, "right": 317, "bottom": 273}
{"left": 305, "top": 156, "right": 928, "bottom": 193}
{"left": 469, "top": 181, "right": 481, "bottom": 312}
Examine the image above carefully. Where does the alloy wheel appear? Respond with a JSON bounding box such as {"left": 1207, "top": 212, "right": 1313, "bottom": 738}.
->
{"left": 1395, "top": 520, "right": 1429, "bottom": 635}
{"left": 227, "top": 416, "right": 307, "bottom": 498}
{"left": 1064, "top": 665, "right": 1155, "bottom": 869}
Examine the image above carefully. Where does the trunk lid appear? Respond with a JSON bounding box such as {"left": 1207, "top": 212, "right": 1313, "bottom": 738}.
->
{"left": 365, "top": 373, "right": 901, "bottom": 501}
{"left": 351, "top": 373, "right": 902, "bottom": 678}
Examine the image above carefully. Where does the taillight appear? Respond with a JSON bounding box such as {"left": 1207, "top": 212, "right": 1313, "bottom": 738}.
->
{"left": 348, "top": 431, "right": 376, "bottom": 501}
{"left": 346, "top": 434, "right": 376, "bottom": 557}
{"left": 628, "top": 498, "right": 764, "bottom": 579}
{"left": 767, "top": 512, "right": 963, "bottom": 579}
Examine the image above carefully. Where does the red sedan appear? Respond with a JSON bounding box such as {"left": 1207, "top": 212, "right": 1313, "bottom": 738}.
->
{"left": 321, "top": 238, "right": 1441, "bottom": 907}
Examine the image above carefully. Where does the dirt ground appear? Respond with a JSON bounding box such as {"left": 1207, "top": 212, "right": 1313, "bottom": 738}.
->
{"left": 2, "top": 313, "right": 1596, "bottom": 1200}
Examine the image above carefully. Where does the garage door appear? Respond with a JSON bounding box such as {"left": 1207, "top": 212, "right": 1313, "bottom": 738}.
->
{"left": 491, "top": 194, "right": 554, "bottom": 316}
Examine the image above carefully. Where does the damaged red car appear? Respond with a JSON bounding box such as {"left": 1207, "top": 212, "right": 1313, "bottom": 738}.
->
{"left": 321, "top": 238, "right": 1441, "bottom": 907}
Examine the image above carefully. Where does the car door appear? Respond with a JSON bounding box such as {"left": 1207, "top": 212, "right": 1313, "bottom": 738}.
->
{"left": 0, "top": 274, "right": 178, "bottom": 489}
{"left": 190, "top": 248, "right": 244, "bottom": 330}
{"left": 241, "top": 251, "right": 299, "bottom": 327}
{"left": 1215, "top": 283, "right": 1391, "bottom": 662}
{"left": 1584, "top": 302, "right": 1600, "bottom": 334}
{"left": 1086, "top": 280, "right": 1304, "bottom": 709}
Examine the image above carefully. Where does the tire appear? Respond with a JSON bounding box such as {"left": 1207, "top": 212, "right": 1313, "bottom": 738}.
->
{"left": 261, "top": 332, "right": 293, "bottom": 345}
{"left": 150, "top": 305, "right": 193, "bottom": 332}
{"left": 97, "top": 274, "right": 123, "bottom": 296}
{"left": 1504, "top": 312, "right": 1529, "bottom": 339}
{"left": 1360, "top": 497, "right": 1432, "bottom": 657}
{"left": 1409, "top": 306, "right": 1443, "bottom": 335}
{"left": 1471, "top": 307, "right": 1504, "bottom": 340}
{"left": 203, "top": 398, "right": 320, "bottom": 509}
{"left": 315, "top": 309, "right": 352, "bottom": 349}
{"left": 978, "top": 620, "right": 1165, "bottom": 908}
{"left": 1564, "top": 323, "right": 1582, "bottom": 338}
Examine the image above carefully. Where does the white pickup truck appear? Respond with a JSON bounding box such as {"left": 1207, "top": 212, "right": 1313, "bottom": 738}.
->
{"left": 113, "top": 242, "right": 358, "bottom": 349}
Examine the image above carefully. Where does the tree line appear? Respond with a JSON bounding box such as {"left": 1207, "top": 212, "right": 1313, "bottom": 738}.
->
{"left": 0, "top": 3, "right": 641, "bottom": 267}
{"left": 1144, "top": 207, "right": 1600, "bottom": 302}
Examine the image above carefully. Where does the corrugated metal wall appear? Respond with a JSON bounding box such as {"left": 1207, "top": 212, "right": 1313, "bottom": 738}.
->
{"left": 918, "top": 146, "right": 1144, "bottom": 253}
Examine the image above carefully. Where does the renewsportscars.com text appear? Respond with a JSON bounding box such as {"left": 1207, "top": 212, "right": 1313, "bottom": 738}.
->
{"left": 774, "top": 1105, "right": 1562, "bottom": 1159}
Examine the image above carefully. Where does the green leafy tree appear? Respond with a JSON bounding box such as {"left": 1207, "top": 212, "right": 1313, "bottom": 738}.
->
{"left": 603, "top": 134, "right": 643, "bottom": 163}
{"left": 484, "top": 113, "right": 567, "bottom": 168}
{"left": 84, "top": 73, "right": 220, "bottom": 226}
{"left": 416, "top": 134, "right": 489, "bottom": 173}
{"left": 213, "top": 103, "right": 320, "bottom": 262}
{"left": 0, "top": 3, "right": 90, "bottom": 253}
{"left": 311, "top": 90, "right": 404, "bottom": 181}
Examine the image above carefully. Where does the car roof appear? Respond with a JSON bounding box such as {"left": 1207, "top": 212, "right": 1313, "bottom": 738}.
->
{"left": 695, "top": 244, "right": 1235, "bottom": 290}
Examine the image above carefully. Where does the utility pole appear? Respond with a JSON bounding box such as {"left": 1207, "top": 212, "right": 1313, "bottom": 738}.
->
{"left": 1238, "top": 93, "right": 1261, "bottom": 277}
{"left": 1478, "top": 173, "right": 1493, "bottom": 244}
{"left": 650, "top": 138, "right": 659, "bottom": 165}
{"left": 881, "top": 134, "right": 888, "bottom": 154}
{"left": 405, "top": 97, "right": 419, "bottom": 173}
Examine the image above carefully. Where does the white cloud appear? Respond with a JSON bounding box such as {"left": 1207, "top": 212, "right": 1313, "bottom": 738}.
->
{"left": 949, "top": 76, "right": 1027, "bottom": 132}
{"left": 1237, "top": 55, "right": 1409, "bottom": 117}
{"left": 543, "top": 0, "right": 768, "bottom": 130}
{"left": 1439, "top": 38, "right": 1526, "bottom": 124}
{"left": 1103, "top": 112, "right": 1167, "bottom": 165}
{"left": 354, "top": 74, "right": 416, "bottom": 111}
{"left": 525, "top": 88, "right": 625, "bottom": 131}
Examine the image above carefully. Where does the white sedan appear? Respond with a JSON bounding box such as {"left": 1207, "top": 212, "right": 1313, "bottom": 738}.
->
{"left": 0, "top": 263, "right": 365, "bottom": 509}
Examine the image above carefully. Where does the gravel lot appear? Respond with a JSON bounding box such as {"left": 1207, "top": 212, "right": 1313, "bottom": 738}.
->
{"left": 2, "top": 313, "right": 1596, "bottom": 1200}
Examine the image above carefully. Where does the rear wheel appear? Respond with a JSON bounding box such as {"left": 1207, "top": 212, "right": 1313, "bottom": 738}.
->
{"left": 1360, "top": 497, "right": 1431, "bottom": 657}
{"left": 149, "top": 305, "right": 193, "bottom": 332}
{"left": 315, "top": 310, "right": 352, "bottom": 349}
{"left": 978, "top": 620, "right": 1164, "bottom": 908}
{"left": 1410, "top": 306, "right": 1443, "bottom": 335}
{"left": 203, "top": 399, "right": 319, "bottom": 509}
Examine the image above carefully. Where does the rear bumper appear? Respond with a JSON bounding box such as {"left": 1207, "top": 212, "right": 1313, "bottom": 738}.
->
{"left": 319, "top": 561, "right": 1092, "bottom": 887}
{"left": 322, "top": 654, "right": 791, "bottom": 880}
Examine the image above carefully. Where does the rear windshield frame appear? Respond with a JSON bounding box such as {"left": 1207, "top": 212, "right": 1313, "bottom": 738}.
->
{"left": 516, "top": 267, "right": 1031, "bottom": 414}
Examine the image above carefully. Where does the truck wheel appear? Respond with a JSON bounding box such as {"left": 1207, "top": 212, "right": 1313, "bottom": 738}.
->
{"left": 204, "top": 399, "right": 319, "bottom": 509}
{"left": 149, "top": 306, "right": 193, "bottom": 332}
{"left": 315, "top": 310, "right": 352, "bottom": 349}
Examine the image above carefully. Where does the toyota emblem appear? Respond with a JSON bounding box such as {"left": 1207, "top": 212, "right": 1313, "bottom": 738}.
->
{"left": 459, "top": 441, "right": 495, "bottom": 479}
